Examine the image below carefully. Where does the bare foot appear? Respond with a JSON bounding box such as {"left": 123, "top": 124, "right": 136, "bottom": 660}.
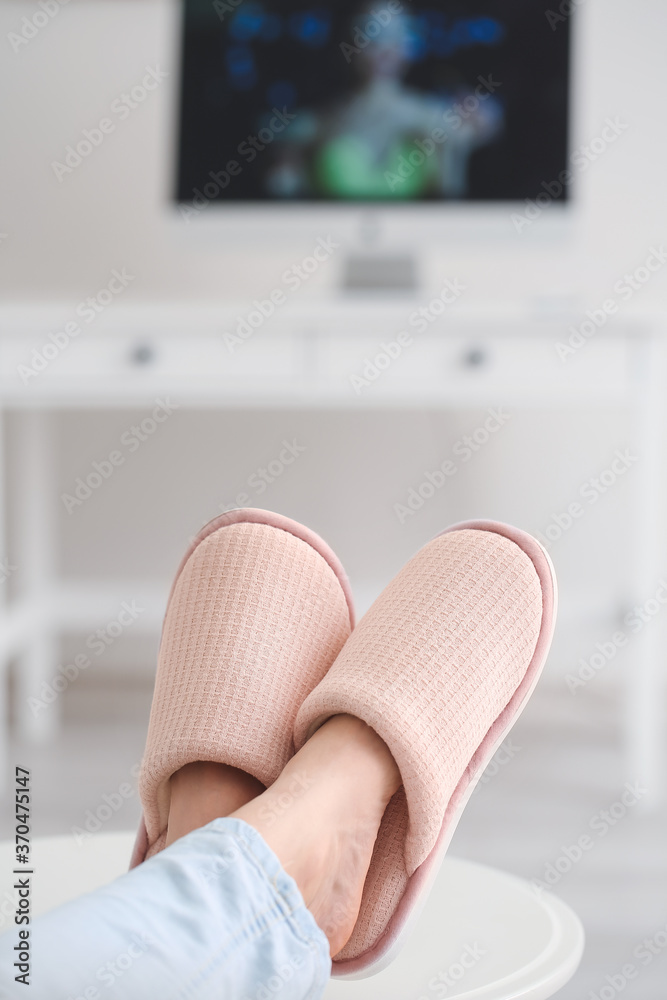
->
{"left": 166, "top": 762, "right": 264, "bottom": 847}
{"left": 231, "top": 715, "right": 401, "bottom": 956}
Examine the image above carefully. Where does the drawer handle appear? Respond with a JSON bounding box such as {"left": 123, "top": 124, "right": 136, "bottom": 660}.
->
{"left": 463, "top": 347, "right": 486, "bottom": 368}
{"left": 130, "top": 342, "right": 155, "bottom": 366}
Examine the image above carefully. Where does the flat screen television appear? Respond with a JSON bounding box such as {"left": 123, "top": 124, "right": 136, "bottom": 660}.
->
{"left": 174, "top": 0, "right": 571, "bottom": 260}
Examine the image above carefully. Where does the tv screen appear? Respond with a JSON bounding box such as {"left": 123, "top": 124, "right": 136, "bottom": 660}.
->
{"left": 176, "top": 0, "right": 570, "bottom": 204}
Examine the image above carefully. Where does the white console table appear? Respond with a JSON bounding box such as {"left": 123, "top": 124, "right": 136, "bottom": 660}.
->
{"left": 0, "top": 302, "right": 664, "bottom": 801}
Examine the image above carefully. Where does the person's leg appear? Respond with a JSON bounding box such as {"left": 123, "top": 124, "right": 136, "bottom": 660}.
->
{"left": 166, "top": 762, "right": 264, "bottom": 847}
{"left": 0, "top": 815, "right": 330, "bottom": 1000}
{"left": 168, "top": 714, "right": 401, "bottom": 958}
{"left": 0, "top": 715, "right": 399, "bottom": 999}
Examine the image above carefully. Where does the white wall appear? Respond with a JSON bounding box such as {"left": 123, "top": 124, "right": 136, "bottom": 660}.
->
{"left": 2, "top": 0, "right": 666, "bottom": 688}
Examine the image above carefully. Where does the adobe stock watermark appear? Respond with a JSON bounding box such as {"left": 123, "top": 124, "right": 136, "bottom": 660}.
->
{"left": 61, "top": 399, "right": 179, "bottom": 514}
{"left": 51, "top": 66, "right": 169, "bottom": 182}
{"left": 565, "top": 579, "right": 667, "bottom": 694}
{"left": 65, "top": 932, "right": 155, "bottom": 998}
{"left": 71, "top": 763, "right": 141, "bottom": 846}
{"left": 545, "top": 0, "right": 586, "bottom": 32}
{"left": 198, "top": 837, "right": 244, "bottom": 889}
{"left": 415, "top": 943, "right": 487, "bottom": 1000}
{"left": 0, "top": 556, "right": 17, "bottom": 585}
{"left": 340, "top": 0, "right": 412, "bottom": 62}
{"left": 350, "top": 279, "right": 466, "bottom": 394}
{"left": 537, "top": 448, "right": 638, "bottom": 549}
{"left": 257, "top": 773, "right": 315, "bottom": 828}
{"left": 394, "top": 409, "right": 510, "bottom": 524}
{"left": 17, "top": 268, "right": 135, "bottom": 384}
{"left": 239, "top": 956, "right": 306, "bottom": 1000}
{"left": 472, "top": 739, "right": 521, "bottom": 795}
{"left": 511, "top": 117, "right": 629, "bottom": 233}
{"left": 531, "top": 781, "right": 647, "bottom": 895}
{"left": 555, "top": 246, "right": 667, "bottom": 360}
{"left": 0, "top": 888, "right": 20, "bottom": 933}
{"left": 587, "top": 920, "right": 667, "bottom": 1000}
{"left": 28, "top": 601, "right": 145, "bottom": 717}
{"left": 7, "top": 0, "right": 71, "bottom": 54}
{"left": 223, "top": 237, "right": 339, "bottom": 353}
{"left": 219, "top": 439, "right": 306, "bottom": 512}
{"left": 180, "top": 106, "right": 296, "bottom": 221}
{"left": 385, "top": 75, "right": 501, "bottom": 192}
{"left": 212, "top": 0, "right": 244, "bottom": 22}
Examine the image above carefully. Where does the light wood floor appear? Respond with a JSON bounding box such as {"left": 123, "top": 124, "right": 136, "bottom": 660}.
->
{"left": 1, "top": 676, "right": 665, "bottom": 999}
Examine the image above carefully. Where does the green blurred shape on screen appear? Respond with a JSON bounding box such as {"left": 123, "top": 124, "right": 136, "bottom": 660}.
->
{"left": 315, "top": 135, "right": 437, "bottom": 199}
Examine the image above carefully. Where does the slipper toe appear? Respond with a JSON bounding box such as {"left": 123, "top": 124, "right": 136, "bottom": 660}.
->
{"left": 134, "top": 509, "right": 354, "bottom": 865}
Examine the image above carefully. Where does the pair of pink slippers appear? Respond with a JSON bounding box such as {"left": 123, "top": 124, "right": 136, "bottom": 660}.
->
{"left": 132, "top": 508, "right": 557, "bottom": 979}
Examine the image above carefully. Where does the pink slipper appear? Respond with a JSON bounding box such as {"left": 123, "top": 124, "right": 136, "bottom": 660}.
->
{"left": 131, "top": 508, "right": 354, "bottom": 867}
{"left": 294, "top": 519, "right": 557, "bottom": 978}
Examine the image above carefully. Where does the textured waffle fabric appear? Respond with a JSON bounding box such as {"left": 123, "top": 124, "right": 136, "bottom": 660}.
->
{"left": 139, "top": 512, "right": 353, "bottom": 860}
{"left": 294, "top": 527, "right": 545, "bottom": 964}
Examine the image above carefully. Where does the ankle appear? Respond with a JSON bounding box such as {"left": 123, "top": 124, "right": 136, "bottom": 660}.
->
{"left": 300, "top": 714, "right": 401, "bottom": 806}
{"left": 230, "top": 714, "right": 401, "bottom": 955}
{"left": 166, "top": 761, "right": 264, "bottom": 846}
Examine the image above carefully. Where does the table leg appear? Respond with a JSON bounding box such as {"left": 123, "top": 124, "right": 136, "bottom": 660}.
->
{"left": 13, "top": 410, "right": 60, "bottom": 744}
{"left": 627, "top": 332, "right": 667, "bottom": 804}
{"left": 0, "top": 408, "right": 8, "bottom": 790}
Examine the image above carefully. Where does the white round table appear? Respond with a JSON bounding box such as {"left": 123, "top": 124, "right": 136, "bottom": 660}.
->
{"left": 0, "top": 833, "right": 583, "bottom": 999}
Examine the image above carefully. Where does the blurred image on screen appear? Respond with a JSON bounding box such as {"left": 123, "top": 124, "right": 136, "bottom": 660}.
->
{"left": 177, "top": 0, "right": 569, "bottom": 203}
